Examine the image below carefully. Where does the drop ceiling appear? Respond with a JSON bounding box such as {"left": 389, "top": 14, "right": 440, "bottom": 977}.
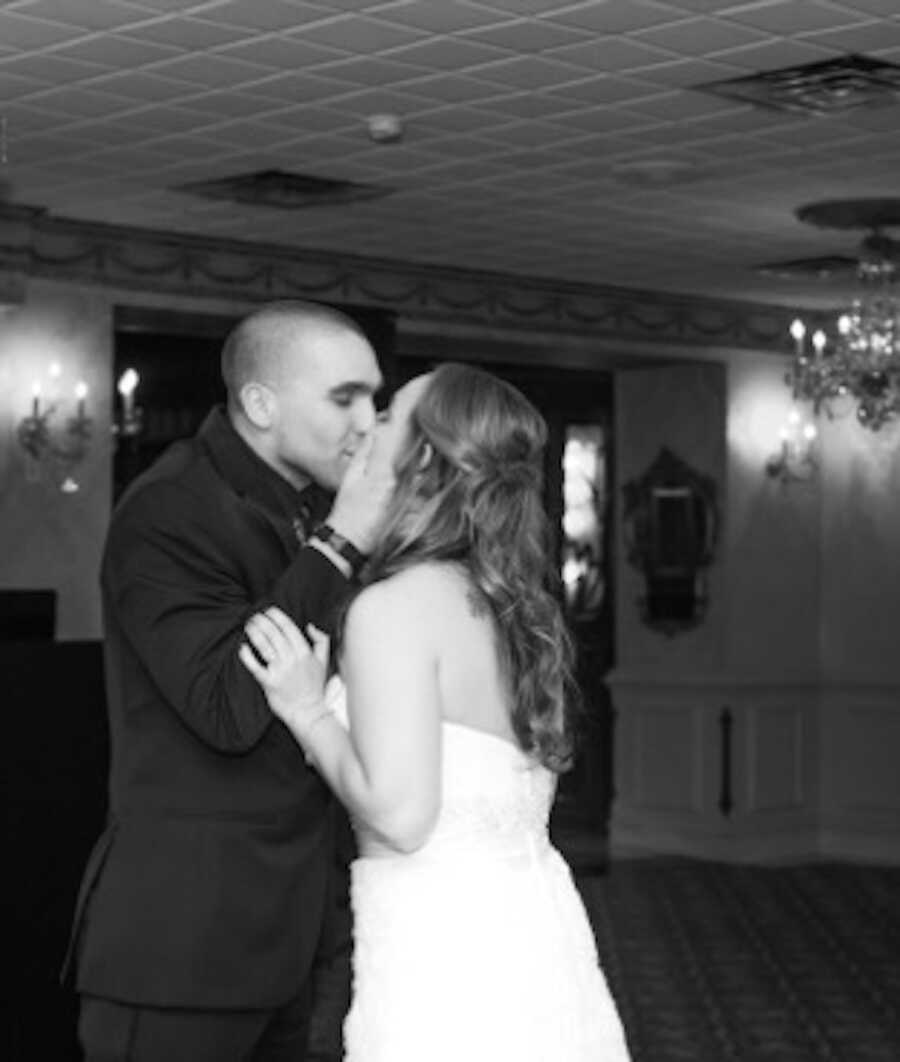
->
{"left": 1, "top": 0, "right": 899, "bottom": 310}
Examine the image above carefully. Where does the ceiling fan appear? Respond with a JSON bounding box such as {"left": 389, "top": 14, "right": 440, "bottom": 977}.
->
{"left": 758, "top": 198, "right": 900, "bottom": 282}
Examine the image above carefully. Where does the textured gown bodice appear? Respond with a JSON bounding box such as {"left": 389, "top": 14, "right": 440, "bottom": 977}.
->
{"left": 326, "top": 680, "right": 632, "bottom": 1062}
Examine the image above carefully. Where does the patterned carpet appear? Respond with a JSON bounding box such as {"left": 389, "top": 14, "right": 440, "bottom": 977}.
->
{"left": 579, "top": 859, "right": 900, "bottom": 1062}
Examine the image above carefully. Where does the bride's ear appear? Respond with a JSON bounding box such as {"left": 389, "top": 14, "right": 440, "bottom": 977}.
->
{"left": 418, "top": 441, "right": 433, "bottom": 471}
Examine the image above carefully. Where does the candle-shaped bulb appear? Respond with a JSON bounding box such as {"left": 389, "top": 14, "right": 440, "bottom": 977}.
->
{"left": 75, "top": 380, "right": 88, "bottom": 418}
{"left": 803, "top": 422, "right": 817, "bottom": 441}
{"left": 838, "top": 314, "right": 851, "bottom": 335}
{"left": 118, "top": 368, "right": 139, "bottom": 397}
{"left": 812, "top": 330, "right": 826, "bottom": 355}
{"left": 49, "top": 361, "right": 62, "bottom": 379}
{"left": 118, "top": 368, "right": 139, "bottom": 422}
{"left": 790, "top": 319, "right": 806, "bottom": 343}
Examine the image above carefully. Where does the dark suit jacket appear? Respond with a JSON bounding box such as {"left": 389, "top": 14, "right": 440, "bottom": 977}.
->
{"left": 66, "top": 407, "right": 352, "bottom": 1008}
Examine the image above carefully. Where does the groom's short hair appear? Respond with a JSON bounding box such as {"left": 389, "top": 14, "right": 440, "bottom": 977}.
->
{"left": 221, "top": 300, "right": 368, "bottom": 400}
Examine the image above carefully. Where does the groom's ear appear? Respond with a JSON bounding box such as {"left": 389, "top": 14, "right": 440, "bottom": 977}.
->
{"left": 241, "top": 381, "right": 277, "bottom": 429}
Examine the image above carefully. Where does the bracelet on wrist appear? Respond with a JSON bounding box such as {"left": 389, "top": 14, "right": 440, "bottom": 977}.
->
{"left": 308, "top": 523, "right": 367, "bottom": 576}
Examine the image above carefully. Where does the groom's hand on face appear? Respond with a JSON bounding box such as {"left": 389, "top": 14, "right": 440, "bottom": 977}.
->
{"left": 327, "top": 432, "right": 396, "bottom": 556}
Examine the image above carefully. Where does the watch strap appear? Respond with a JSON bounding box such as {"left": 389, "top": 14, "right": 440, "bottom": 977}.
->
{"left": 309, "top": 523, "right": 367, "bottom": 574}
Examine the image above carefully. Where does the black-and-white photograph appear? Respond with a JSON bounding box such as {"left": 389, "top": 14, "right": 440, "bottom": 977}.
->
{"left": 2, "top": 2, "right": 898, "bottom": 1060}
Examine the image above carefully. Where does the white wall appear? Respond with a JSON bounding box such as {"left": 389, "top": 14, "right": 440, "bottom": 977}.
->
{"left": 0, "top": 280, "right": 112, "bottom": 640}
{"left": 610, "top": 347, "right": 900, "bottom": 862}
{"left": 0, "top": 275, "right": 255, "bottom": 640}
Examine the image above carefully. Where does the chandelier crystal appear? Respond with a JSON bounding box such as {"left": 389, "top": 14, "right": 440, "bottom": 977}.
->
{"left": 788, "top": 232, "right": 899, "bottom": 430}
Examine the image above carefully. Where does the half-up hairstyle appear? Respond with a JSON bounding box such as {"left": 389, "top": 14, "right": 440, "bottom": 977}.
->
{"left": 355, "top": 362, "right": 576, "bottom": 773}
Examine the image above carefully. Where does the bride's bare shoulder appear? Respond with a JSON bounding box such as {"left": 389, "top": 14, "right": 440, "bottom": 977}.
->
{"left": 346, "top": 562, "right": 469, "bottom": 630}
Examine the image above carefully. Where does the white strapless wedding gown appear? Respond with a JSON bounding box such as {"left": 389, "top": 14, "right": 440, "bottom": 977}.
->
{"left": 327, "top": 680, "right": 632, "bottom": 1062}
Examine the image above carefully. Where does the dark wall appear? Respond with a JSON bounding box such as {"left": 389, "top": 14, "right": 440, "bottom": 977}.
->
{"left": 8, "top": 641, "right": 109, "bottom": 1061}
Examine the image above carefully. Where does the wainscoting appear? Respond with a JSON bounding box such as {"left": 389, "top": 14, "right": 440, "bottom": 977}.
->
{"left": 608, "top": 674, "right": 900, "bottom": 864}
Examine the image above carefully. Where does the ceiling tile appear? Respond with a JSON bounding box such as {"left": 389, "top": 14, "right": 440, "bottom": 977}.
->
{"left": 0, "top": 10, "right": 89, "bottom": 48}
{"left": 215, "top": 35, "right": 346, "bottom": 68}
{"left": 47, "top": 32, "right": 184, "bottom": 64}
{"left": 110, "top": 0, "right": 224, "bottom": 9}
{"left": 199, "top": 0, "right": 336, "bottom": 32}
{"left": 0, "top": 69, "right": 49, "bottom": 97}
{"left": 627, "top": 87, "right": 746, "bottom": 119}
{"left": 10, "top": 0, "right": 152, "bottom": 31}
{"left": 460, "top": 18, "right": 592, "bottom": 51}
{"left": 304, "top": 53, "right": 434, "bottom": 84}
{"left": 800, "top": 20, "right": 900, "bottom": 51}
{"left": 546, "top": 0, "right": 688, "bottom": 33}
{"left": 148, "top": 52, "right": 275, "bottom": 87}
{"left": 709, "top": 36, "right": 842, "bottom": 69}
{"left": 549, "top": 73, "right": 666, "bottom": 105}
{"left": 468, "top": 91, "right": 591, "bottom": 117}
{"left": 224, "top": 69, "right": 360, "bottom": 102}
{"left": 632, "top": 57, "right": 747, "bottom": 86}
{"left": 466, "top": 54, "right": 595, "bottom": 89}
{"left": 371, "top": 0, "right": 512, "bottom": 33}
{"left": 632, "top": 15, "right": 771, "bottom": 54}
{"left": 293, "top": 14, "right": 429, "bottom": 51}
{"left": 832, "top": 0, "right": 900, "bottom": 14}
{"left": 247, "top": 104, "right": 356, "bottom": 135}
{"left": 547, "top": 35, "right": 681, "bottom": 71}
{"left": 19, "top": 84, "right": 143, "bottom": 118}
{"left": 386, "top": 36, "right": 511, "bottom": 69}
{"left": 548, "top": 104, "right": 664, "bottom": 133}
{"left": 0, "top": 53, "right": 108, "bottom": 87}
{"left": 406, "top": 104, "right": 511, "bottom": 134}
{"left": 723, "top": 0, "right": 870, "bottom": 35}
{"left": 321, "top": 84, "right": 440, "bottom": 114}
{"left": 122, "top": 16, "right": 252, "bottom": 48}
{"left": 390, "top": 71, "right": 517, "bottom": 103}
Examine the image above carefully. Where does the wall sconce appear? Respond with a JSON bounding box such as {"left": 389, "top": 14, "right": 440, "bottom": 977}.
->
{"left": 112, "top": 368, "right": 144, "bottom": 442}
{"left": 765, "top": 406, "right": 818, "bottom": 484}
{"left": 16, "top": 362, "right": 92, "bottom": 493}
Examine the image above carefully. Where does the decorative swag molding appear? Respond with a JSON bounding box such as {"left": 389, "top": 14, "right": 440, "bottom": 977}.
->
{"left": 1, "top": 203, "right": 799, "bottom": 353}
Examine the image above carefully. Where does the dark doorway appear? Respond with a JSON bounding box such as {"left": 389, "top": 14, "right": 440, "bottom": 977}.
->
{"left": 394, "top": 353, "right": 616, "bottom": 872}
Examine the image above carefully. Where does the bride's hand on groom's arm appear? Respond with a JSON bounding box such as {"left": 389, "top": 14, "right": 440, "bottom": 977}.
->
{"left": 239, "top": 607, "right": 330, "bottom": 735}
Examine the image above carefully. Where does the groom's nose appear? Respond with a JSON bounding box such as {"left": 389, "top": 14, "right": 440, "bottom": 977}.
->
{"left": 350, "top": 395, "right": 377, "bottom": 436}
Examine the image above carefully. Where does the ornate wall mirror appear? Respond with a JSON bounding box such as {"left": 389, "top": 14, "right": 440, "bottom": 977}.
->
{"left": 622, "top": 446, "right": 719, "bottom": 635}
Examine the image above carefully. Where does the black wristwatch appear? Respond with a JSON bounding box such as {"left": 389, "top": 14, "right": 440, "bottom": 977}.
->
{"left": 308, "top": 523, "right": 368, "bottom": 576}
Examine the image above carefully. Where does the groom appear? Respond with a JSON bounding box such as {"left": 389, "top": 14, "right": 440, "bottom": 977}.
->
{"left": 65, "top": 301, "right": 393, "bottom": 1062}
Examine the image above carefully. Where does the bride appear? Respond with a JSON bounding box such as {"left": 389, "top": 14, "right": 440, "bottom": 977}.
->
{"left": 240, "top": 362, "right": 631, "bottom": 1061}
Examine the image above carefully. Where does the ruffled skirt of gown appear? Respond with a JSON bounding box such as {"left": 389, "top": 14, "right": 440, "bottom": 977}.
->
{"left": 341, "top": 720, "right": 631, "bottom": 1062}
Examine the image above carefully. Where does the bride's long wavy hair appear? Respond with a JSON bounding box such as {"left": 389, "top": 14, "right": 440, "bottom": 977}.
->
{"left": 348, "top": 362, "right": 577, "bottom": 773}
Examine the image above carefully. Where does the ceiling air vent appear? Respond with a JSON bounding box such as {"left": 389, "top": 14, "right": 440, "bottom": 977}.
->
{"left": 694, "top": 54, "right": 900, "bottom": 116}
{"left": 174, "top": 169, "right": 393, "bottom": 209}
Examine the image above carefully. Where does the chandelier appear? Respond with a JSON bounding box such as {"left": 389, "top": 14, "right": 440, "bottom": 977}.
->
{"left": 787, "top": 200, "right": 899, "bottom": 431}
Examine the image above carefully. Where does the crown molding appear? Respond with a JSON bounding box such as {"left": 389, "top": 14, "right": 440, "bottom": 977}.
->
{"left": 1, "top": 204, "right": 797, "bottom": 354}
